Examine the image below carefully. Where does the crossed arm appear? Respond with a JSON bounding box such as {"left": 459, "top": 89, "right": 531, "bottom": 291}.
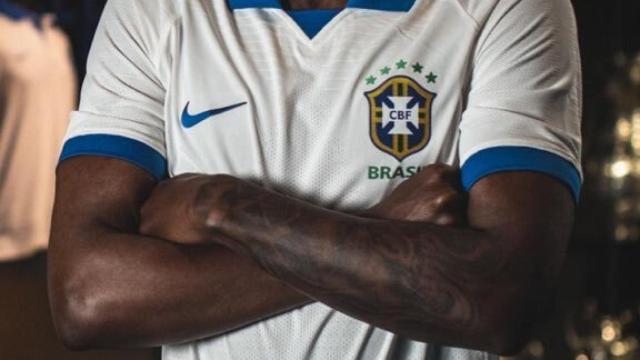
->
{"left": 48, "top": 156, "right": 574, "bottom": 355}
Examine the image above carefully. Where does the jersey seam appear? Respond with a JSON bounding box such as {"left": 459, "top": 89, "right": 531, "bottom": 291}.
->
{"left": 442, "top": 0, "right": 481, "bottom": 30}
{"left": 64, "top": 129, "right": 166, "bottom": 156}
{"left": 151, "top": 14, "right": 181, "bottom": 86}
{"left": 461, "top": 141, "right": 582, "bottom": 178}
{"left": 472, "top": 0, "right": 519, "bottom": 62}
{"left": 71, "top": 110, "right": 165, "bottom": 133}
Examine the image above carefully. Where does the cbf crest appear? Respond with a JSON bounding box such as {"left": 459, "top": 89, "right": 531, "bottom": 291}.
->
{"left": 365, "top": 75, "right": 435, "bottom": 162}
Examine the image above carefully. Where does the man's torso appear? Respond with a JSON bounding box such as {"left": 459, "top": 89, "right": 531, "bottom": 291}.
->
{"left": 155, "top": 1, "right": 495, "bottom": 359}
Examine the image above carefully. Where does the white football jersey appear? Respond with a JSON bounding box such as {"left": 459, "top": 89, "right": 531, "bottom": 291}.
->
{"left": 61, "top": 0, "right": 582, "bottom": 359}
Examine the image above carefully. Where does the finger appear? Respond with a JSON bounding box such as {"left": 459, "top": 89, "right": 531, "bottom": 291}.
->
{"left": 138, "top": 218, "right": 156, "bottom": 236}
{"left": 432, "top": 213, "right": 457, "bottom": 226}
{"left": 430, "top": 193, "right": 468, "bottom": 226}
{"left": 421, "top": 164, "right": 462, "bottom": 188}
{"left": 432, "top": 212, "right": 467, "bottom": 227}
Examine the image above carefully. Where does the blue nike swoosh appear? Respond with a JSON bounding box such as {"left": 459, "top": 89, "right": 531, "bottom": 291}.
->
{"left": 181, "top": 101, "right": 248, "bottom": 128}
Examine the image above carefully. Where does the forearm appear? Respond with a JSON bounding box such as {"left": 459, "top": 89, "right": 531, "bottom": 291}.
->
{"left": 195, "top": 176, "right": 552, "bottom": 353}
{"left": 49, "top": 224, "right": 309, "bottom": 349}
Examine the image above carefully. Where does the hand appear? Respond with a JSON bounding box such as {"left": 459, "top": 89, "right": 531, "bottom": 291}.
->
{"left": 366, "top": 164, "right": 467, "bottom": 226}
{"left": 139, "top": 174, "right": 213, "bottom": 245}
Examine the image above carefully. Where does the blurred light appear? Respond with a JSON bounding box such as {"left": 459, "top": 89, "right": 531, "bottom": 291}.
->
{"left": 633, "top": 159, "right": 640, "bottom": 176}
{"left": 576, "top": 354, "right": 589, "bottom": 360}
{"left": 611, "top": 341, "right": 628, "bottom": 356}
{"left": 616, "top": 118, "right": 632, "bottom": 139}
{"left": 594, "top": 348, "right": 607, "bottom": 360}
{"left": 631, "top": 62, "right": 640, "bottom": 84}
{"left": 626, "top": 337, "right": 639, "bottom": 352}
{"left": 615, "top": 224, "right": 630, "bottom": 242}
{"left": 601, "top": 319, "right": 621, "bottom": 342}
{"left": 615, "top": 200, "right": 632, "bottom": 214}
{"left": 527, "top": 340, "right": 544, "bottom": 358}
{"left": 632, "top": 111, "right": 640, "bottom": 152}
{"left": 609, "top": 160, "right": 632, "bottom": 178}
{"left": 602, "top": 324, "right": 616, "bottom": 341}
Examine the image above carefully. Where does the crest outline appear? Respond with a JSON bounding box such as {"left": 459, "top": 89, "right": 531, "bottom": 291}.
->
{"left": 365, "top": 75, "right": 436, "bottom": 162}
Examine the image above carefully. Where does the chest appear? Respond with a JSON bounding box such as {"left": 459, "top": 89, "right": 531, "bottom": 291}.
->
{"left": 162, "top": 3, "right": 477, "bottom": 208}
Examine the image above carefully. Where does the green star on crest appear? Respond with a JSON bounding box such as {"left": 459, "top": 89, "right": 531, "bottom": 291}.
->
{"left": 366, "top": 75, "right": 377, "bottom": 85}
{"left": 426, "top": 72, "right": 438, "bottom": 83}
{"left": 380, "top": 66, "right": 391, "bottom": 75}
{"left": 412, "top": 62, "right": 424, "bottom": 73}
{"left": 396, "top": 59, "right": 408, "bottom": 70}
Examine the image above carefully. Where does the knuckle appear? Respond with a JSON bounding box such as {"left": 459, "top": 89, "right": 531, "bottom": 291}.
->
{"left": 205, "top": 207, "right": 225, "bottom": 228}
{"left": 423, "top": 164, "right": 459, "bottom": 184}
{"left": 424, "top": 163, "right": 449, "bottom": 176}
{"left": 433, "top": 189, "right": 458, "bottom": 207}
{"left": 139, "top": 202, "right": 151, "bottom": 218}
{"left": 435, "top": 214, "right": 456, "bottom": 226}
{"left": 138, "top": 219, "right": 151, "bottom": 234}
{"left": 210, "top": 174, "right": 236, "bottom": 187}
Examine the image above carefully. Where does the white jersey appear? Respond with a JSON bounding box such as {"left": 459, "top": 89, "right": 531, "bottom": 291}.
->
{"left": 61, "top": 0, "right": 582, "bottom": 359}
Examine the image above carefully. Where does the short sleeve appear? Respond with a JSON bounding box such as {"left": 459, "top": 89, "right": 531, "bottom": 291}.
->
{"left": 59, "top": 0, "right": 172, "bottom": 180}
{"left": 459, "top": 0, "right": 582, "bottom": 201}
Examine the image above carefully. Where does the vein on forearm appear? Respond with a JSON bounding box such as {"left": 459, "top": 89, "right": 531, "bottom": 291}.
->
{"left": 197, "top": 178, "right": 510, "bottom": 343}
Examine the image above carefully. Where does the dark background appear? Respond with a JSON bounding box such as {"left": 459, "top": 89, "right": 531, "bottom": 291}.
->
{"left": 1, "top": 1, "right": 639, "bottom": 359}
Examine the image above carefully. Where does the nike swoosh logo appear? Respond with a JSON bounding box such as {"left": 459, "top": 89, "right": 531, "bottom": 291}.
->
{"left": 181, "top": 101, "right": 248, "bottom": 128}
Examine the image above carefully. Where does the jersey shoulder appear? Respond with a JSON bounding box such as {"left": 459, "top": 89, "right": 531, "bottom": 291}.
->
{"left": 439, "top": 0, "right": 498, "bottom": 28}
{"left": 102, "top": 0, "right": 179, "bottom": 29}
{"left": 444, "top": 0, "right": 574, "bottom": 31}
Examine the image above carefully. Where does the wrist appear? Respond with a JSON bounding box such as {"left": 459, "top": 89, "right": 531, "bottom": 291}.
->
{"left": 189, "top": 174, "right": 238, "bottom": 241}
{"left": 185, "top": 175, "right": 217, "bottom": 243}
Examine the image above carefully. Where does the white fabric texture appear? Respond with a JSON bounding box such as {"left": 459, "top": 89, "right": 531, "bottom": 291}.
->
{"left": 63, "top": 0, "right": 169, "bottom": 156}
{"left": 458, "top": 0, "right": 582, "bottom": 169}
{"left": 63, "top": 0, "right": 582, "bottom": 358}
{"left": 0, "top": 15, "right": 76, "bottom": 261}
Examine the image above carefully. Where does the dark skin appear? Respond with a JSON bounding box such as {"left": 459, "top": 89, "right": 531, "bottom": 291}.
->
{"left": 48, "top": 0, "right": 574, "bottom": 354}
{"left": 139, "top": 170, "right": 573, "bottom": 355}
{"left": 48, "top": 157, "right": 466, "bottom": 349}
{"left": 49, "top": 154, "right": 573, "bottom": 355}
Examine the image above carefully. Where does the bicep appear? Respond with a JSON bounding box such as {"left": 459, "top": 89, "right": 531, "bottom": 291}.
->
{"left": 467, "top": 171, "right": 574, "bottom": 280}
{"left": 49, "top": 157, "right": 311, "bottom": 349}
{"left": 51, "top": 156, "right": 156, "bottom": 236}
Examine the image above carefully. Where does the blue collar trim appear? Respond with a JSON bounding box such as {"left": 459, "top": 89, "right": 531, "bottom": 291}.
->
{"left": 287, "top": 9, "right": 341, "bottom": 38}
{"left": 0, "top": 0, "right": 41, "bottom": 28}
{"left": 0, "top": 0, "right": 32, "bottom": 20}
{"left": 228, "top": 0, "right": 415, "bottom": 12}
{"left": 228, "top": 0, "right": 281, "bottom": 9}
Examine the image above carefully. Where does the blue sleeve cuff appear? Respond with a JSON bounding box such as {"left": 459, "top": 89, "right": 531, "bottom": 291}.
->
{"left": 59, "top": 135, "right": 168, "bottom": 181}
{"left": 461, "top": 147, "right": 582, "bottom": 202}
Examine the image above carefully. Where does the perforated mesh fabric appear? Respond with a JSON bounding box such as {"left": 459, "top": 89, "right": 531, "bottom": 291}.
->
{"left": 69, "top": 0, "right": 581, "bottom": 359}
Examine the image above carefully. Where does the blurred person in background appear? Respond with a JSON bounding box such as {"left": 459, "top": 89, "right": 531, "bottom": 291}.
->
{"left": 0, "top": 0, "right": 75, "bottom": 262}
{"left": 1, "top": 2, "right": 157, "bottom": 359}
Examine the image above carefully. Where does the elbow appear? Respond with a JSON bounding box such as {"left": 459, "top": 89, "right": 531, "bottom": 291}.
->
{"left": 48, "top": 268, "right": 113, "bottom": 350}
{"left": 479, "top": 284, "right": 553, "bottom": 356}
{"left": 50, "top": 286, "right": 106, "bottom": 350}
{"left": 55, "top": 311, "right": 103, "bottom": 351}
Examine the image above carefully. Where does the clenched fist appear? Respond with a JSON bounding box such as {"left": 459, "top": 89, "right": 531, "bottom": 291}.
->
{"left": 367, "top": 164, "right": 467, "bottom": 226}
{"left": 139, "top": 173, "right": 213, "bottom": 244}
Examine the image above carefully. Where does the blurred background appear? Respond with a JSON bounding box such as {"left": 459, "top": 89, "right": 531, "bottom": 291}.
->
{"left": 0, "top": 0, "right": 639, "bottom": 359}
